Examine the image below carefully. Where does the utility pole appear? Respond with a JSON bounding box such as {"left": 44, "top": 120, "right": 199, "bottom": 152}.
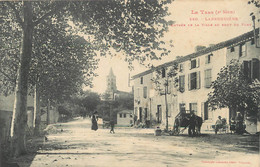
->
{"left": 164, "top": 81, "right": 169, "bottom": 132}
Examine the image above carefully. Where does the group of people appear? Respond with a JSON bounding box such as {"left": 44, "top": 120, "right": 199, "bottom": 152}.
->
{"left": 91, "top": 111, "right": 115, "bottom": 133}
{"left": 215, "top": 112, "right": 247, "bottom": 134}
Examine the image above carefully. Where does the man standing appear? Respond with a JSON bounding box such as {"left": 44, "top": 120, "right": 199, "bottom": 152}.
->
{"left": 188, "top": 111, "right": 196, "bottom": 137}
{"left": 215, "top": 116, "right": 222, "bottom": 134}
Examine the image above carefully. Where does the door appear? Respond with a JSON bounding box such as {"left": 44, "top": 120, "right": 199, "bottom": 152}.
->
{"left": 139, "top": 107, "right": 142, "bottom": 122}
{"left": 157, "top": 105, "right": 162, "bottom": 123}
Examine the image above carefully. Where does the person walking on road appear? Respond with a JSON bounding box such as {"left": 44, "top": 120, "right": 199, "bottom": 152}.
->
{"left": 110, "top": 120, "right": 115, "bottom": 133}
{"left": 91, "top": 111, "right": 98, "bottom": 131}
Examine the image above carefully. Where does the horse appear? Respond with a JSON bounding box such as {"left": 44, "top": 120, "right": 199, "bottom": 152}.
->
{"left": 172, "top": 113, "right": 203, "bottom": 136}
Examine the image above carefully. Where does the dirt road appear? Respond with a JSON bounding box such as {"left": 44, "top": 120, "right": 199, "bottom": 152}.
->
{"left": 16, "top": 118, "right": 259, "bottom": 167}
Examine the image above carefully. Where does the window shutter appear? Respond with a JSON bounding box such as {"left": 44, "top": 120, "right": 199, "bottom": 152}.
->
{"left": 183, "top": 75, "right": 185, "bottom": 91}
{"left": 201, "top": 102, "right": 204, "bottom": 120}
{"left": 188, "top": 73, "right": 191, "bottom": 90}
{"left": 197, "top": 58, "right": 200, "bottom": 67}
{"left": 196, "top": 71, "right": 200, "bottom": 89}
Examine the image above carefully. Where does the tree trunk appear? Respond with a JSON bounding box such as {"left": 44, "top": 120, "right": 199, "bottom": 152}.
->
{"left": 47, "top": 99, "right": 50, "bottom": 125}
{"left": 33, "top": 84, "right": 41, "bottom": 136}
{"left": 10, "top": 2, "right": 33, "bottom": 157}
{"left": 229, "top": 106, "right": 237, "bottom": 120}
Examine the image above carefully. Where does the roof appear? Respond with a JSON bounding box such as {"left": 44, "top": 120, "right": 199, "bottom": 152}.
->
{"left": 118, "top": 110, "right": 133, "bottom": 114}
{"left": 132, "top": 28, "right": 259, "bottom": 79}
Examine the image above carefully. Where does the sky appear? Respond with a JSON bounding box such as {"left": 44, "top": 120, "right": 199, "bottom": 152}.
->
{"left": 86, "top": 0, "right": 259, "bottom": 94}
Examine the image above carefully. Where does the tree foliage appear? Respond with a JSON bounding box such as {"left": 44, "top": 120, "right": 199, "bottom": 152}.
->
{"left": 151, "top": 62, "right": 178, "bottom": 94}
{"left": 72, "top": 90, "right": 101, "bottom": 117}
{"left": 208, "top": 60, "right": 258, "bottom": 117}
{"left": 0, "top": 0, "right": 173, "bottom": 156}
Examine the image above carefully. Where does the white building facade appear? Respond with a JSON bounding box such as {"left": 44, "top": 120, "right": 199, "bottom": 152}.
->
{"left": 132, "top": 29, "right": 260, "bottom": 132}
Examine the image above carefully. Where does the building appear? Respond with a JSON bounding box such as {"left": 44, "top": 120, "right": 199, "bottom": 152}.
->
{"left": 117, "top": 110, "right": 134, "bottom": 126}
{"left": 132, "top": 28, "right": 260, "bottom": 132}
{"left": 101, "top": 68, "right": 133, "bottom": 123}
{"left": 0, "top": 94, "right": 34, "bottom": 142}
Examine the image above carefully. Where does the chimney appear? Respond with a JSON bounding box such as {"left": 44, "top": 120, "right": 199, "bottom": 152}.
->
{"left": 195, "top": 45, "right": 206, "bottom": 52}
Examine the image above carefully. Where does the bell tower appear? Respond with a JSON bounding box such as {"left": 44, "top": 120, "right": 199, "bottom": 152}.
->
{"left": 106, "top": 68, "right": 117, "bottom": 95}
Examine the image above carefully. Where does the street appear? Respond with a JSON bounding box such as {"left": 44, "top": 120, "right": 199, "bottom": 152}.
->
{"left": 15, "top": 118, "right": 259, "bottom": 167}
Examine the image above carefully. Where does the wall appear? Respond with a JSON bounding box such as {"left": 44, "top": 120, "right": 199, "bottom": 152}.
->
{"left": 133, "top": 73, "right": 153, "bottom": 123}
{"left": 0, "top": 95, "right": 34, "bottom": 142}
{"left": 0, "top": 110, "right": 12, "bottom": 143}
{"left": 117, "top": 111, "right": 133, "bottom": 126}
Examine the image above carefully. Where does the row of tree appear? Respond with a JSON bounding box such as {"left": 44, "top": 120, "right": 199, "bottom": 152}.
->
{"left": 58, "top": 91, "right": 134, "bottom": 123}
{"left": 0, "top": 0, "right": 173, "bottom": 158}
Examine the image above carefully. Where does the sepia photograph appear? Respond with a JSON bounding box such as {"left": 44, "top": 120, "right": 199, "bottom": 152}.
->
{"left": 0, "top": 0, "right": 259, "bottom": 166}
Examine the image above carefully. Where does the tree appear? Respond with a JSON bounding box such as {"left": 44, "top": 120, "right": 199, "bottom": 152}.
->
{"left": 0, "top": 0, "right": 172, "bottom": 156}
{"left": 76, "top": 90, "right": 101, "bottom": 118}
{"left": 208, "top": 60, "right": 258, "bottom": 119}
{"left": 151, "top": 62, "right": 178, "bottom": 131}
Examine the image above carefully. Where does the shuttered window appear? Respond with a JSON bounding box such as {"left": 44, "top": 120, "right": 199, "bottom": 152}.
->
{"left": 189, "top": 72, "right": 200, "bottom": 90}
{"left": 143, "top": 86, "right": 147, "bottom": 99}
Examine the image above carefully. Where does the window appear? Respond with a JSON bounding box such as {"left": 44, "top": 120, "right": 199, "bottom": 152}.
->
{"left": 179, "top": 64, "right": 184, "bottom": 72}
{"left": 140, "top": 77, "right": 143, "bottom": 84}
{"left": 205, "top": 54, "right": 212, "bottom": 64}
{"left": 189, "top": 103, "right": 197, "bottom": 114}
{"left": 239, "top": 43, "right": 246, "bottom": 57}
{"left": 204, "top": 69, "right": 212, "bottom": 88}
{"left": 120, "top": 114, "right": 122, "bottom": 118}
{"left": 190, "top": 58, "right": 200, "bottom": 69}
{"left": 124, "top": 114, "right": 126, "bottom": 118}
{"left": 162, "top": 68, "right": 166, "bottom": 78}
{"left": 190, "top": 59, "right": 197, "bottom": 69}
{"left": 230, "top": 47, "right": 235, "bottom": 52}
{"left": 190, "top": 72, "right": 197, "bottom": 90}
{"left": 179, "top": 75, "right": 185, "bottom": 92}
{"left": 242, "top": 61, "right": 251, "bottom": 80}
{"left": 179, "top": 103, "right": 186, "bottom": 113}
{"left": 143, "top": 86, "right": 147, "bottom": 98}
{"left": 188, "top": 72, "right": 200, "bottom": 90}
{"left": 251, "top": 38, "right": 255, "bottom": 45}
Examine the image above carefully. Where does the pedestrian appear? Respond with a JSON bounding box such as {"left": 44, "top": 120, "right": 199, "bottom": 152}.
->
{"left": 230, "top": 117, "right": 236, "bottom": 134}
{"left": 188, "top": 111, "right": 196, "bottom": 137}
{"left": 235, "top": 112, "right": 244, "bottom": 134}
{"left": 110, "top": 120, "right": 115, "bottom": 133}
{"left": 91, "top": 111, "right": 98, "bottom": 131}
{"left": 215, "top": 116, "right": 222, "bottom": 134}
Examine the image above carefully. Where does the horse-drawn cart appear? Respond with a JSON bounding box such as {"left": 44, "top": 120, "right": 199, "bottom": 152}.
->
{"left": 171, "top": 111, "right": 203, "bottom": 136}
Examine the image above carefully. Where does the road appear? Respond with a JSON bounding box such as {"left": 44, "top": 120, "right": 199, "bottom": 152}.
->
{"left": 17, "top": 118, "right": 259, "bottom": 167}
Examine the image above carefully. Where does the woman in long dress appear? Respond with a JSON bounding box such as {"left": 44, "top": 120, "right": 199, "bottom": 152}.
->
{"left": 91, "top": 114, "right": 98, "bottom": 131}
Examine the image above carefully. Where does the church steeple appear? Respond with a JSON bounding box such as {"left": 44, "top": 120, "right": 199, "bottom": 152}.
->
{"left": 106, "top": 68, "right": 117, "bottom": 93}
{"left": 109, "top": 67, "right": 115, "bottom": 77}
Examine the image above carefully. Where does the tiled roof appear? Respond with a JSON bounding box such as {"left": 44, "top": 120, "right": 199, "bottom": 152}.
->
{"left": 132, "top": 28, "right": 259, "bottom": 79}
